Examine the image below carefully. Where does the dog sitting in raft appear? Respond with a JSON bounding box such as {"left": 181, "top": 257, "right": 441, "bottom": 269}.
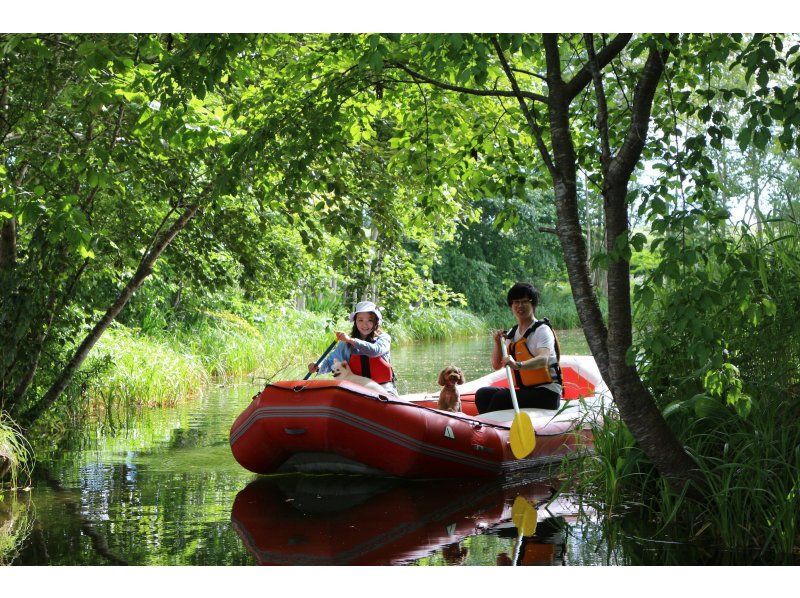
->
{"left": 331, "top": 359, "right": 388, "bottom": 395}
{"left": 437, "top": 365, "right": 466, "bottom": 412}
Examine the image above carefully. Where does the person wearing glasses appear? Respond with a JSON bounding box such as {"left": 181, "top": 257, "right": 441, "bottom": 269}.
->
{"left": 475, "top": 282, "right": 563, "bottom": 414}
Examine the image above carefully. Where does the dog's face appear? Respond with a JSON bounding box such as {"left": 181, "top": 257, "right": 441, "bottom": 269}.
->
{"left": 438, "top": 365, "right": 465, "bottom": 387}
{"left": 331, "top": 360, "right": 352, "bottom": 378}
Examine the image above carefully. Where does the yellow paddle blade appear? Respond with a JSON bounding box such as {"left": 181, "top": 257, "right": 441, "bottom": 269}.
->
{"left": 511, "top": 496, "right": 539, "bottom": 537}
{"left": 509, "top": 410, "right": 536, "bottom": 459}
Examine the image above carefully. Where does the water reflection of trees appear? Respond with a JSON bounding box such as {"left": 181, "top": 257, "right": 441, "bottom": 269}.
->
{"left": 0, "top": 491, "right": 33, "bottom": 565}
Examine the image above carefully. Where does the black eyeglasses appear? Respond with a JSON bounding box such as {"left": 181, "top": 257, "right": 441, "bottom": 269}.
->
{"left": 509, "top": 299, "right": 532, "bottom": 306}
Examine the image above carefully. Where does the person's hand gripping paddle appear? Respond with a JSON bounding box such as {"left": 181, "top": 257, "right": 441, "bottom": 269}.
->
{"left": 501, "top": 336, "right": 536, "bottom": 458}
{"left": 303, "top": 340, "right": 337, "bottom": 381}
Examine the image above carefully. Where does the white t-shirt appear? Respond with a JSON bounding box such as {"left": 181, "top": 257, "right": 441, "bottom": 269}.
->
{"left": 507, "top": 320, "right": 562, "bottom": 395}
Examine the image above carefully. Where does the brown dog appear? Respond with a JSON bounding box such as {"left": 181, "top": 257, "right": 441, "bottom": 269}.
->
{"left": 437, "top": 365, "right": 466, "bottom": 412}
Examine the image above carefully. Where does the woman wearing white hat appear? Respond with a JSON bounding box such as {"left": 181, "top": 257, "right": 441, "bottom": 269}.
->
{"left": 308, "top": 301, "right": 397, "bottom": 395}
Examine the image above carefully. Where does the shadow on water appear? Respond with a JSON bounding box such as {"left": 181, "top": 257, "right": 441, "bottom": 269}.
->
{"left": 571, "top": 509, "right": 800, "bottom": 566}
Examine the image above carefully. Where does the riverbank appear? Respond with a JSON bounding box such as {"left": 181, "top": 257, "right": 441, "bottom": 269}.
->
{"left": 6, "top": 301, "right": 586, "bottom": 484}
{"left": 0, "top": 413, "right": 32, "bottom": 490}
{"left": 76, "top": 305, "right": 488, "bottom": 410}
{"left": 9, "top": 306, "right": 488, "bottom": 459}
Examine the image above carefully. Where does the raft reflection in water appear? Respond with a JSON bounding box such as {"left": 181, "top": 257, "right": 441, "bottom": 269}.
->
{"left": 230, "top": 474, "right": 576, "bottom": 565}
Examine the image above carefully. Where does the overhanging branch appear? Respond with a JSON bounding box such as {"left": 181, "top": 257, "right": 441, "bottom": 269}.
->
{"left": 611, "top": 34, "right": 678, "bottom": 183}
{"left": 389, "top": 61, "right": 550, "bottom": 105}
{"left": 584, "top": 34, "right": 612, "bottom": 169}
{"left": 564, "top": 33, "right": 633, "bottom": 103}
{"left": 490, "top": 36, "right": 557, "bottom": 178}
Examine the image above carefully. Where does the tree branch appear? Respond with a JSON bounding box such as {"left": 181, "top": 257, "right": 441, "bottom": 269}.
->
{"left": 584, "top": 34, "right": 612, "bottom": 170}
{"left": 389, "top": 61, "right": 550, "bottom": 105}
{"left": 510, "top": 67, "right": 548, "bottom": 83}
{"left": 610, "top": 34, "right": 677, "bottom": 183}
{"left": 610, "top": 59, "right": 632, "bottom": 112}
{"left": 0, "top": 165, "right": 29, "bottom": 274}
{"left": 563, "top": 33, "right": 633, "bottom": 103}
{"left": 490, "top": 36, "right": 557, "bottom": 178}
{"left": 11, "top": 258, "right": 91, "bottom": 404}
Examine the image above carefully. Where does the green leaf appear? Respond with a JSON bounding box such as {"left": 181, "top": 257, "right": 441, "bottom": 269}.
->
{"left": 639, "top": 285, "right": 655, "bottom": 309}
{"left": 756, "top": 67, "right": 769, "bottom": 88}
{"left": 753, "top": 126, "right": 771, "bottom": 150}
{"left": 448, "top": 34, "right": 464, "bottom": 51}
{"left": 349, "top": 122, "right": 361, "bottom": 142}
{"left": 78, "top": 244, "right": 96, "bottom": 259}
{"left": 651, "top": 197, "right": 667, "bottom": 216}
{"left": 736, "top": 126, "right": 752, "bottom": 152}
{"left": 368, "top": 52, "right": 383, "bottom": 70}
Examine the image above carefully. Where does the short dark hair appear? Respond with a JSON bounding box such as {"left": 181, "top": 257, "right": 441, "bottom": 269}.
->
{"left": 506, "top": 282, "right": 540, "bottom": 308}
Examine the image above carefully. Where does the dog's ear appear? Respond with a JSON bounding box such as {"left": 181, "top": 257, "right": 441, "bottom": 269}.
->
{"left": 457, "top": 369, "right": 466, "bottom": 385}
{"left": 437, "top": 368, "right": 447, "bottom": 386}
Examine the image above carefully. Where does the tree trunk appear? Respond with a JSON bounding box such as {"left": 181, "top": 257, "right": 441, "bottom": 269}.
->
{"left": 0, "top": 216, "right": 16, "bottom": 273}
{"left": 0, "top": 166, "right": 26, "bottom": 279}
{"left": 539, "top": 34, "right": 701, "bottom": 491}
{"left": 17, "top": 203, "right": 200, "bottom": 426}
{"left": 11, "top": 259, "right": 89, "bottom": 406}
{"left": 543, "top": 35, "right": 611, "bottom": 380}
{"left": 604, "top": 180, "right": 700, "bottom": 486}
{"left": 598, "top": 38, "right": 702, "bottom": 490}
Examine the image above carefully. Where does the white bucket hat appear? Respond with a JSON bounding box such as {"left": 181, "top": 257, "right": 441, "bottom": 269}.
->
{"left": 349, "top": 301, "right": 382, "bottom": 325}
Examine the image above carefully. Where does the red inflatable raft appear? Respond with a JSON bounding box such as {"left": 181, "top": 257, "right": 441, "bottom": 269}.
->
{"left": 230, "top": 355, "right": 608, "bottom": 478}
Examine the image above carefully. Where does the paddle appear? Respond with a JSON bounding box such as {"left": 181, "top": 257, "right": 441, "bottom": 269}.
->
{"left": 303, "top": 340, "right": 337, "bottom": 381}
{"left": 500, "top": 337, "right": 536, "bottom": 459}
{"left": 510, "top": 495, "right": 539, "bottom": 565}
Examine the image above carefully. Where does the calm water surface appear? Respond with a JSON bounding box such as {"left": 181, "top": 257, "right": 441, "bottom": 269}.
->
{"left": 0, "top": 331, "right": 705, "bottom": 565}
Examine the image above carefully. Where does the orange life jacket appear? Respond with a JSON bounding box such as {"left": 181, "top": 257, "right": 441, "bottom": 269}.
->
{"left": 507, "top": 319, "right": 563, "bottom": 389}
{"left": 348, "top": 352, "right": 394, "bottom": 384}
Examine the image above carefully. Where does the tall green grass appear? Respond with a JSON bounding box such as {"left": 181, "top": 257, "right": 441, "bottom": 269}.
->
{"left": 568, "top": 394, "right": 800, "bottom": 555}
{"left": 186, "top": 307, "right": 336, "bottom": 380}
{"left": 0, "top": 412, "right": 33, "bottom": 489}
{"left": 389, "top": 306, "right": 487, "bottom": 343}
{"left": 90, "top": 325, "right": 208, "bottom": 410}
{"left": 70, "top": 308, "right": 335, "bottom": 419}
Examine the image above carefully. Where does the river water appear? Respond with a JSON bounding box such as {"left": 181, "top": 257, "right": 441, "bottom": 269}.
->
{"left": 0, "top": 331, "right": 679, "bottom": 566}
